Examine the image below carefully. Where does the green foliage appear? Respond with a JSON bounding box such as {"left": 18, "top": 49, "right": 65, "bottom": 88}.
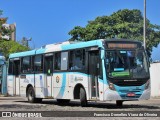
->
{"left": 68, "top": 9, "right": 160, "bottom": 56}
{"left": 0, "top": 40, "right": 29, "bottom": 59}
{"left": 0, "top": 9, "right": 29, "bottom": 59}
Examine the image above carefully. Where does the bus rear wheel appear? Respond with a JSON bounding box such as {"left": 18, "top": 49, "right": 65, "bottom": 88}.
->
{"left": 80, "top": 88, "right": 87, "bottom": 107}
{"left": 27, "top": 87, "right": 42, "bottom": 103}
{"left": 27, "top": 87, "right": 36, "bottom": 103}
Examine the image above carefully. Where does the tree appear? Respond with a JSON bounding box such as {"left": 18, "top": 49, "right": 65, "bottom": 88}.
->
{"left": 0, "top": 9, "right": 30, "bottom": 59}
{"left": 68, "top": 9, "right": 160, "bottom": 56}
{"left": 0, "top": 40, "right": 29, "bottom": 59}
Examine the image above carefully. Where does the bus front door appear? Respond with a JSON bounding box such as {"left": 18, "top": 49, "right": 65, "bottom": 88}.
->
{"left": 89, "top": 51, "right": 99, "bottom": 99}
{"left": 13, "top": 60, "right": 20, "bottom": 96}
{"left": 44, "top": 55, "right": 53, "bottom": 97}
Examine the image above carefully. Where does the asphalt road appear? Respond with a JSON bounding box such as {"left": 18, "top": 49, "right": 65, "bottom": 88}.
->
{"left": 0, "top": 97, "right": 160, "bottom": 120}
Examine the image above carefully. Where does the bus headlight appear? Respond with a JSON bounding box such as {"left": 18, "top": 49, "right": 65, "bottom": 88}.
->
{"left": 145, "top": 80, "right": 150, "bottom": 90}
{"left": 109, "top": 82, "right": 115, "bottom": 91}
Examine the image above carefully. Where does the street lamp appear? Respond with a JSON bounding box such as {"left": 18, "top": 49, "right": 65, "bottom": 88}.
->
{"left": 22, "top": 37, "right": 32, "bottom": 48}
{"left": 144, "top": 0, "right": 146, "bottom": 49}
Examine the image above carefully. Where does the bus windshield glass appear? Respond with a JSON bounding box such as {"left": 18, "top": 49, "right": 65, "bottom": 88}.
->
{"left": 106, "top": 50, "right": 149, "bottom": 79}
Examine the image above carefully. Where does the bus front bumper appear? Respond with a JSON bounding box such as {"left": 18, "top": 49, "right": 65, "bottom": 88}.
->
{"left": 103, "top": 88, "right": 150, "bottom": 101}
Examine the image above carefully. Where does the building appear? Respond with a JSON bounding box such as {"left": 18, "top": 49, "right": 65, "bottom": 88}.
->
{"left": 150, "top": 63, "right": 160, "bottom": 97}
{"left": 0, "top": 17, "right": 16, "bottom": 41}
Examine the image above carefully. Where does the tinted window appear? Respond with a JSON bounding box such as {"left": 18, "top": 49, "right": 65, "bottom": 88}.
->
{"left": 34, "top": 55, "right": 43, "bottom": 73}
{"left": 8, "top": 60, "right": 13, "bottom": 74}
{"left": 69, "top": 49, "right": 85, "bottom": 70}
{"left": 54, "top": 53, "right": 61, "bottom": 70}
{"left": 21, "top": 56, "right": 31, "bottom": 73}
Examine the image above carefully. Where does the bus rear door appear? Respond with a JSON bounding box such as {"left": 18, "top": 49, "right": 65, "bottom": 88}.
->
{"left": 13, "top": 59, "right": 20, "bottom": 96}
{"left": 44, "top": 54, "right": 53, "bottom": 97}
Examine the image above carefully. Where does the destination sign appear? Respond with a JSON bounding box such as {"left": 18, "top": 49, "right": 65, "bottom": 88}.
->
{"left": 107, "top": 43, "right": 138, "bottom": 49}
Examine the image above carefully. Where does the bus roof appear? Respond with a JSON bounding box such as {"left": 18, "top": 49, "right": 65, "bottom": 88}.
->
{"left": 9, "top": 39, "right": 104, "bottom": 58}
{"left": 9, "top": 39, "right": 142, "bottom": 59}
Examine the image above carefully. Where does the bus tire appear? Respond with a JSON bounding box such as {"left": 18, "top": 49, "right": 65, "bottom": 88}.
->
{"left": 36, "top": 98, "right": 42, "bottom": 103}
{"left": 57, "top": 99, "right": 70, "bottom": 104}
{"left": 27, "top": 86, "right": 36, "bottom": 103}
{"left": 116, "top": 100, "right": 123, "bottom": 106}
{"left": 80, "top": 87, "right": 87, "bottom": 107}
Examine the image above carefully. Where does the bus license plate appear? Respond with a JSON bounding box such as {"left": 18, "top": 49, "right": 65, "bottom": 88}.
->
{"left": 127, "top": 93, "right": 135, "bottom": 97}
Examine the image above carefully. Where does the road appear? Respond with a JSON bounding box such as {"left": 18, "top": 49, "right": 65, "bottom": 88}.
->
{"left": 0, "top": 97, "right": 160, "bottom": 120}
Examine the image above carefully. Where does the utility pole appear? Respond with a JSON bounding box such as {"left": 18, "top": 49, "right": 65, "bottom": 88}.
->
{"left": 22, "top": 37, "right": 32, "bottom": 48}
{"left": 144, "top": 0, "right": 146, "bottom": 49}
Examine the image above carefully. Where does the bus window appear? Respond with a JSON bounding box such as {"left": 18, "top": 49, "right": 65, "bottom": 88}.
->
{"left": 34, "top": 55, "right": 43, "bottom": 73}
{"left": 8, "top": 60, "right": 13, "bottom": 75}
{"left": 54, "top": 52, "right": 61, "bottom": 70}
{"left": 44, "top": 55, "right": 53, "bottom": 75}
{"left": 61, "top": 52, "right": 68, "bottom": 70}
{"left": 21, "top": 56, "right": 32, "bottom": 73}
{"left": 13, "top": 60, "right": 20, "bottom": 76}
{"left": 69, "top": 49, "right": 85, "bottom": 70}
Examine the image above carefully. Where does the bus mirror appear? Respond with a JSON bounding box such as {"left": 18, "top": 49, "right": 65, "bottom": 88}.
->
{"left": 148, "top": 58, "right": 151, "bottom": 67}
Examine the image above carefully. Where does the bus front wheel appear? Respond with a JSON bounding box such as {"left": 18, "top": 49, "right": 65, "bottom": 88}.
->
{"left": 80, "top": 88, "right": 87, "bottom": 107}
{"left": 116, "top": 100, "right": 123, "bottom": 106}
{"left": 57, "top": 99, "right": 70, "bottom": 104}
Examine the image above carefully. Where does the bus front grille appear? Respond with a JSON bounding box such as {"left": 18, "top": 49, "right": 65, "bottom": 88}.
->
{"left": 111, "top": 80, "right": 146, "bottom": 86}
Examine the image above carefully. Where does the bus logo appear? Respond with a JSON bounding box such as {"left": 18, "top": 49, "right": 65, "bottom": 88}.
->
{"left": 56, "top": 76, "right": 60, "bottom": 83}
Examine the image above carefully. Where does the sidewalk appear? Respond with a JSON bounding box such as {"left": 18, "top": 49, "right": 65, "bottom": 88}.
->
{"left": 151, "top": 96, "right": 160, "bottom": 99}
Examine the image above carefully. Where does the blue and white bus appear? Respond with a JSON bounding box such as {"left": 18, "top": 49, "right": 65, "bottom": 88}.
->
{"left": 7, "top": 39, "right": 150, "bottom": 106}
{"left": 0, "top": 55, "right": 7, "bottom": 94}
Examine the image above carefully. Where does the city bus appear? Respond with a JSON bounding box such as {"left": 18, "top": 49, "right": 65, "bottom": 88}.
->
{"left": 0, "top": 55, "right": 7, "bottom": 94}
{"left": 7, "top": 39, "right": 150, "bottom": 106}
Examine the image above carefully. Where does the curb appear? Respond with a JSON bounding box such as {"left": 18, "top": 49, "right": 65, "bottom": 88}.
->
{"left": 0, "top": 94, "right": 8, "bottom": 97}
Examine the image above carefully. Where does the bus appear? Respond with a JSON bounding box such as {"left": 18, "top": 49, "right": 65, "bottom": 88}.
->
{"left": 7, "top": 39, "right": 150, "bottom": 106}
{"left": 0, "top": 55, "right": 7, "bottom": 94}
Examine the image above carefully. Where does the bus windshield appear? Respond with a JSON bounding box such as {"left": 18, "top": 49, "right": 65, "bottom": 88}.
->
{"left": 106, "top": 50, "right": 149, "bottom": 79}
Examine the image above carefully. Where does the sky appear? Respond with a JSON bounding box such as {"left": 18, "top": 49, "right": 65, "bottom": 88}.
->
{"left": 0, "top": 0, "right": 160, "bottom": 60}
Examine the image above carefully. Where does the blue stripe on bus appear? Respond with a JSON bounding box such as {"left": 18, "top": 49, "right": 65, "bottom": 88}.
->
{"left": 9, "top": 48, "right": 46, "bottom": 58}
{"left": 9, "top": 50, "right": 36, "bottom": 58}
{"left": 114, "top": 68, "right": 124, "bottom": 71}
{"left": 36, "top": 48, "right": 46, "bottom": 54}
{"left": 120, "top": 51, "right": 126, "bottom": 53}
{"left": 102, "top": 59, "right": 108, "bottom": 85}
{"left": 56, "top": 73, "right": 66, "bottom": 98}
{"left": 61, "top": 40, "right": 103, "bottom": 51}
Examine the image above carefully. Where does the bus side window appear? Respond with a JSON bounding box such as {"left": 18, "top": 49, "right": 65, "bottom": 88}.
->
{"left": 13, "top": 60, "right": 20, "bottom": 76}
{"left": 69, "top": 49, "right": 85, "bottom": 70}
{"left": 54, "top": 52, "right": 61, "bottom": 70}
{"left": 61, "top": 52, "right": 68, "bottom": 70}
{"left": 8, "top": 60, "right": 13, "bottom": 75}
{"left": 34, "top": 55, "right": 43, "bottom": 73}
{"left": 44, "top": 55, "right": 53, "bottom": 75}
{"left": 21, "top": 56, "right": 32, "bottom": 74}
